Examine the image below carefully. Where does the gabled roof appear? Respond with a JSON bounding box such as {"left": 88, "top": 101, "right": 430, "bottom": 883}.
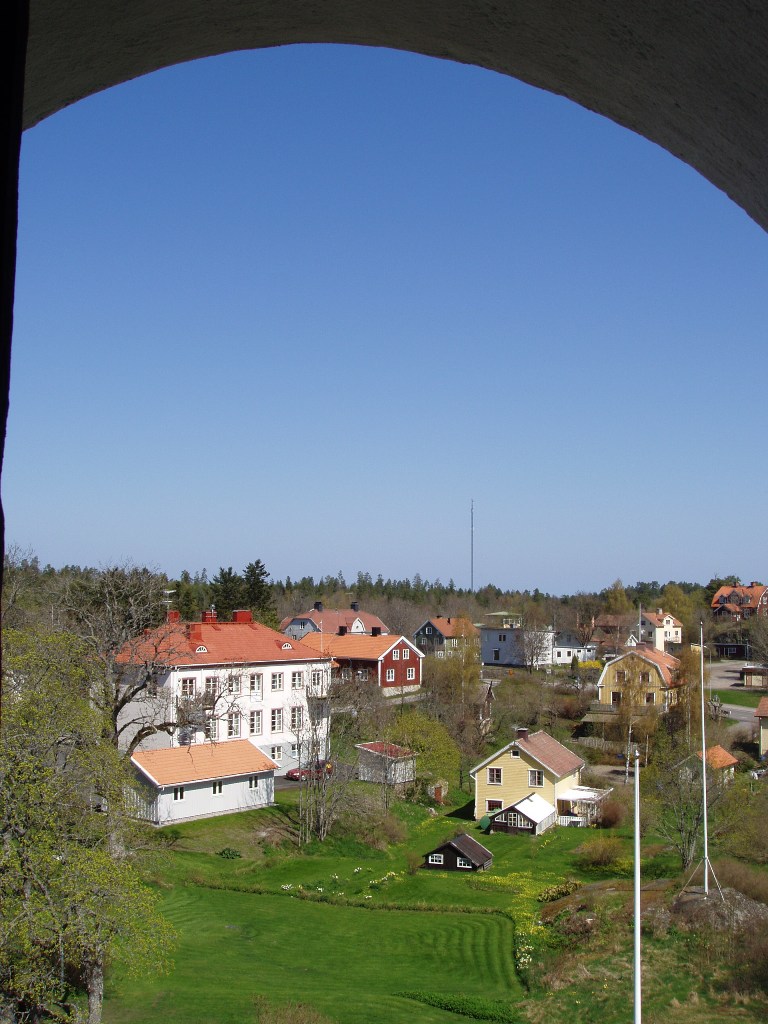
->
{"left": 755, "top": 696, "right": 768, "bottom": 719}
{"left": 430, "top": 833, "right": 492, "bottom": 866}
{"left": 697, "top": 745, "right": 738, "bottom": 770}
{"left": 415, "top": 616, "right": 479, "bottom": 639}
{"left": 355, "top": 742, "right": 416, "bottom": 759}
{"left": 598, "top": 645, "right": 681, "bottom": 688}
{"left": 641, "top": 609, "right": 682, "bottom": 628}
{"left": 280, "top": 607, "right": 390, "bottom": 634}
{"left": 117, "top": 619, "right": 329, "bottom": 669}
{"left": 131, "top": 739, "right": 277, "bottom": 787}
{"left": 470, "top": 730, "right": 584, "bottom": 779}
{"left": 711, "top": 583, "right": 767, "bottom": 611}
{"left": 297, "top": 632, "right": 423, "bottom": 662}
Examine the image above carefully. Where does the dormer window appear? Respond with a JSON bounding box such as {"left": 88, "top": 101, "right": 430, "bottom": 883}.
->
{"left": 282, "top": 642, "right": 292, "bottom": 650}
{"left": 195, "top": 645, "right": 207, "bottom": 653}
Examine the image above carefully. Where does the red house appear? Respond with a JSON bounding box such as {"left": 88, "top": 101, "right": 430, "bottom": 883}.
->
{"left": 297, "top": 632, "right": 423, "bottom": 694}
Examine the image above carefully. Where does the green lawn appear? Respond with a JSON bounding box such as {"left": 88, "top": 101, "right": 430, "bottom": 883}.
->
{"left": 103, "top": 795, "right": 767, "bottom": 1024}
{"left": 713, "top": 687, "right": 764, "bottom": 708}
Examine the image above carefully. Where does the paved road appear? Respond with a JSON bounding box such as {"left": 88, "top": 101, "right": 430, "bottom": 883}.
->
{"left": 703, "top": 659, "right": 760, "bottom": 726}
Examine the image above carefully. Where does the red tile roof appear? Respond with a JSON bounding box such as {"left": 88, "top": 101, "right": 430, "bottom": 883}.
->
{"left": 642, "top": 609, "right": 682, "bottom": 628}
{"left": 117, "top": 620, "right": 329, "bottom": 668}
{"left": 711, "top": 583, "right": 767, "bottom": 611}
{"left": 356, "top": 742, "right": 415, "bottom": 759}
{"left": 697, "top": 745, "right": 738, "bottom": 770}
{"left": 280, "top": 607, "right": 390, "bottom": 634}
{"left": 755, "top": 696, "right": 768, "bottom": 719}
{"left": 608, "top": 646, "right": 681, "bottom": 688}
{"left": 297, "top": 632, "right": 420, "bottom": 661}
{"left": 517, "top": 730, "right": 584, "bottom": 778}
{"left": 417, "top": 616, "right": 479, "bottom": 639}
{"left": 131, "top": 739, "right": 277, "bottom": 787}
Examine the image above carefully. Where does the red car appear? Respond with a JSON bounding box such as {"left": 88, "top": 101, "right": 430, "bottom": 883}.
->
{"left": 285, "top": 761, "right": 333, "bottom": 782}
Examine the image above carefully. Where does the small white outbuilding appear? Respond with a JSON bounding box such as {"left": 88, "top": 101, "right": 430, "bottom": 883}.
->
{"left": 131, "top": 739, "right": 277, "bottom": 825}
{"left": 355, "top": 741, "right": 417, "bottom": 786}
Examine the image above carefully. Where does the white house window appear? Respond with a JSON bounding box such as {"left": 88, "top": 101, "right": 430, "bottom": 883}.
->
{"left": 385, "top": 668, "right": 395, "bottom": 682}
{"left": 528, "top": 769, "right": 544, "bottom": 788}
{"left": 204, "top": 676, "right": 219, "bottom": 697}
{"left": 227, "top": 675, "right": 241, "bottom": 694}
{"left": 271, "top": 708, "right": 283, "bottom": 732}
{"left": 511, "top": 749, "right": 520, "bottom": 758}
{"left": 180, "top": 677, "right": 196, "bottom": 697}
{"left": 249, "top": 710, "right": 262, "bottom": 735}
{"left": 291, "top": 671, "right": 304, "bottom": 689}
{"left": 311, "top": 669, "right": 323, "bottom": 688}
{"left": 271, "top": 673, "right": 284, "bottom": 691}
{"left": 456, "top": 856, "right": 472, "bottom": 869}
{"left": 402, "top": 649, "right": 410, "bottom": 660}
{"left": 428, "top": 853, "right": 443, "bottom": 864}
{"left": 205, "top": 717, "right": 218, "bottom": 741}
{"left": 290, "top": 743, "right": 299, "bottom": 759}
{"left": 510, "top": 813, "right": 533, "bottom": 829}
{"left": 290, "top": 707, "right": 303, "bottom": 731}
{"left": 645, "top": 692, "right": 655, "bottom": 704}
{"left": 407, "top": 667, "right": 416, "bottom": 681}
{"left": 173, "top": 786, "right": 184, "bottom": 801}
{"left": 212, "top": 780, "right": 223, "bottom": 795}
{"left": 227, "top": 712, "right": 240, "bottom": 738}
{"left": 248, "top": 776, "right": 258, "bottom": 790}
{"left": 356, "top": 668, "right": 370, "bottom": 681}
{"left": 486, "top": 799, "right": 503, "bottom": 812}
{"left": 392, "top": 649, "right": 400, "bottom": 660}
{"left": 250, "top": 673, "right": 263, "bottom": 697}
{"left": 271, "top": 745, "right": 283, "bottom": 762}
{"left": 426, "top": 626, "right": 433, "bottom": 634}
{"left": 487, "top": 767, "right": 502, "bottom": 785}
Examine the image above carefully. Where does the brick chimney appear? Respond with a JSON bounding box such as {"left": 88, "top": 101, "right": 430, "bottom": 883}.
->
{"left": 350, "top": 601, "right": 359, "bottom": 612}
{"left": 232, "top": 609, "right": 253, "bottom": 623}
{"left": 166, "top": 609, "right": 180, "bottom": 624}
{"left": 314, "top": 601, "right": 324, "bottom": 613}
{"left": 338, "top": 625, "right": 347, "bottom": 636}
{"left": 202, "top": 609, "right": 217, "bottom": 624}
{"left": 372, "top": 626, "right": 381, "bottom": 637}
{"left": 516, "top": 727, "right": 529, "bottom": 742}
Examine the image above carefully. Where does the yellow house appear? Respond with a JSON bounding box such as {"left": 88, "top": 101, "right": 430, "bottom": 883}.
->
{"left": 596, "top": 646, "right": 681, "bottom": 710}
{"left": 470, "top": 728, "right": 608, "bottom": 831}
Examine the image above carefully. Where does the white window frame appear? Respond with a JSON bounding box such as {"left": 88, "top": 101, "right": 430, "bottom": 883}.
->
{"left": 271, "top": 745, "right": 283, "bottom": 762}
{"left": 173, "top": 786, "right": 184, "bottom": 801}
{"left": 271, "top": 672, "right": 284, "bottom": 691}
{"left": 290, "top": 706, "right": 303, "bottom": 731}
{"left": 385, "top": 668, "right": 395, "bottom": 682}
{"left": 428, "top": 853, "right": 443, "bottom": 865}
{"left": 528, "top": 769, "right": 544, "bottom": 788}
{"left": 227, "top": 712, "right": 240, "bottom": 738}
{"left": 180, "top": 677, "right": 196, "bottom": 697}
{"left": 392, "top": 649, "right": 400, "bottom": 660}
{"left": 249, "top": 709, "right": 262, "bottom": 735}
{"left": 291, "top": 671, "right": 304, "bottom": 690}
{"left": 250, "top": 673, "right": 263, "bottom": 697}
{"left": 406, "top": 667, "right": 415, "bottom": 681}
{"left": 456, "top": 856, "right": 472, "bottom": 869}
{"left": 227, "top": 675, "right": 241, "bottom": 694}
{"left": 487, "top": 767, "right": 502, "bottom": 785}
{"left": 212, "top": 780, "right": 223, "bottom": 796}
{"left": 271, "top": 708, "right": 283, "bottom": 733}
{"left": 402, "top": 648, "right": 410, "bottom": 659}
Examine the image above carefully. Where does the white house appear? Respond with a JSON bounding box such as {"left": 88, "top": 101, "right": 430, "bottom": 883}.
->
{"left": 117, "top": 609, "right": 332, "bottom": 775}
{"left": 131, "top": 739, "right": 277, "bottom": 824}
{"left": 638, "top": 608, "right": 683, "bottom": 650}
{"left": 480, "top": 624, "right": 555, "bottom": 668}
{"left": 355, "top": 742, "right": 417, "bottom": 786}
{"left": 552, "top": 631, "right": 598, "bottom": 666}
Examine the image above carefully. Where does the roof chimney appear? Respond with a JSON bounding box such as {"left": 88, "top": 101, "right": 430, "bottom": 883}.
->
{"left": 338, "top": 625, "right": 347, "bottom": 636}
{"left": 656, "top": 608, "right": 663, "bottom": 616}
{"left": 314, "top": 601, "right": 324, "bottom": 613}
{"left": 202, "top": 609, "right": 217, "bottom": 623}
{"left": 516, "top": 727, "right": 529, "bottom": 742}
{"left": 350, "top": 601, "right": 359, "bottom": 612}
{"left": 166, "top": 609, "right": 181, "bottom": 624}
{"left": 372, "top": 626, "right": 381, "bottom": 637}
{"left": 232, "top": 609, "right": 253, "bottom": 623}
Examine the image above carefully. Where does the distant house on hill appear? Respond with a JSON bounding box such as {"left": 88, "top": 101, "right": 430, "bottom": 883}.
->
{"left": 638, "top": 609, "right": 683, "bottom": 651}
{"left": 281, "top": 601, "right": 390, "bottom": 641}
{"left": 412, "top": 616, "right": 479, "bottom": 658}
{"left": 711, "top": 582, "right": 768, "bottom": 621}
{"left": 592, "top": 646, "right": 681, "bottom": 713}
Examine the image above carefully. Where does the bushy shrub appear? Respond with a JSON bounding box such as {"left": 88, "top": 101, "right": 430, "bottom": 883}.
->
{"left": 397, "top": 991, "right": 519, "bottom": 1022}
{"left": 536, "top": 880, "right": 580, "bottom": 903}
{"left": 598, "top": 798, "right": 626, "bottom": 828}
{"left": 713, "top": 858, "right": 768, "bottom": 905}
{"left": 575, "top": 835, "right": 625, "bottom": 869}
{"left": 405, "top": 850, "right": 422, "bottom": 875}
{"left": 216, "top": 847, "right": 242, "bottom": 859}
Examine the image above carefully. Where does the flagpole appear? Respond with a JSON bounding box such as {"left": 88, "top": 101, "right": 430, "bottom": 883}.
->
{"left": 633, "top": 745, "right": 641, "bottom": 1024}
{"left": 699, "top": 621, "right": 710, "bottom": 897}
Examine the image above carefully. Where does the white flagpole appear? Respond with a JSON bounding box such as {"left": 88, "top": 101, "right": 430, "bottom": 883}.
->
{"left": 633, "top": 745, "right": 641, "bottom": 1024}
{"left": 699, "top": 621, "right": 710, "bottom": 897}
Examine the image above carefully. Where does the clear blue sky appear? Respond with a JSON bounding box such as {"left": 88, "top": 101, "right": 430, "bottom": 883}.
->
{"left": 6, "top": 44, "right": 768, "bottom": 594}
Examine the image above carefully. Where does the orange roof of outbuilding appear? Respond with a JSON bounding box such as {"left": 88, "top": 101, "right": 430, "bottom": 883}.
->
{"left": 754, "top": 696, "right": 768, "bottom": 719}
{"left": 131, "top": 739, "right": 277, "bottom": 787}
{"left": 697, "top": 745, "right": 739, "bottom": 770}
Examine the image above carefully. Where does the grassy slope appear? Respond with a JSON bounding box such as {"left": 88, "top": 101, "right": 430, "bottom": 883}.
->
{"left": 713, "top": 688, "right": 763, "bottom": 708}
{"left": 105, "top": 791, "right": 767, "bottom": 1024}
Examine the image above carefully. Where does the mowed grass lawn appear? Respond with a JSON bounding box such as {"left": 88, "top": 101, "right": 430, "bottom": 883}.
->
{"left": 103, "top": 797, "right": 631, "bottom": 1024}
{"left": 713, "top": 687, "right": 764, "bottom": 708}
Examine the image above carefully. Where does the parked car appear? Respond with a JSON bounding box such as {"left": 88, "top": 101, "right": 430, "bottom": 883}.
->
{"left": 285, "top": 761, "right": 333, "bottom": 782}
